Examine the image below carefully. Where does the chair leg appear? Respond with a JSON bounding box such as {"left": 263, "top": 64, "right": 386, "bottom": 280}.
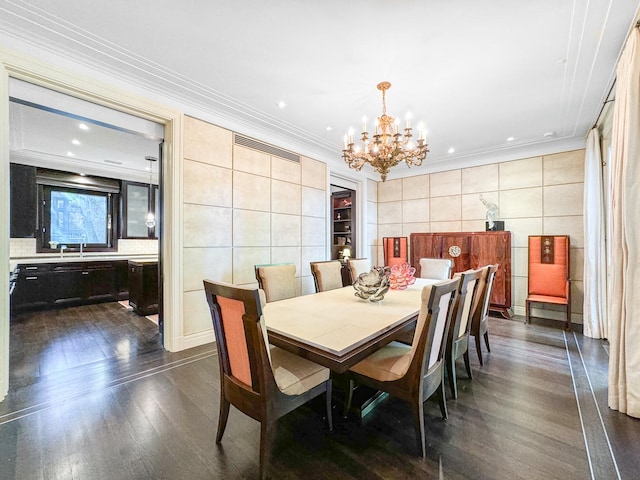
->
{"left": 325, "top": 380, "right": 333, "bottom": 431}
{"left": 343, "top": 379, "right": 354, "bottom": 418}
{"left": 475, "top": 334, "right": 484, "bottom": 366}
{"left": 525, "top": 300, "right": 530, "bottom": 324}
{"left": 259, "top": 421, "right": 275, "bottom": 480}
{"left": 447, "top": 354, "right": 458, "bottom": 400}
{"left": 463, "top": 351, "right": 473, "bottom": 379}
{"left": 411, "top": 400, "right": 427, "bottom": 458}
{"left": 216, "top": 395, "right": 230, "bottom": 443}
{"left": 565, "top": 305, "right": 572, "bottom": 331}
{"left": 437, "top": 380, "right": 448, "bottom": 420}
{"left": 484, "top": 331, "right": 491, "bottom": 353}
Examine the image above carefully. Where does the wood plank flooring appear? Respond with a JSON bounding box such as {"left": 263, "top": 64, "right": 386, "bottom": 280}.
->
{"left": 1, "top": 304, "right": 638, "bottom": 479}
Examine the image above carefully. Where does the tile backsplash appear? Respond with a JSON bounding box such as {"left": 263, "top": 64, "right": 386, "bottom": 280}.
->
{"left": 10, "top": 238, "right": 158, "bottom": 258}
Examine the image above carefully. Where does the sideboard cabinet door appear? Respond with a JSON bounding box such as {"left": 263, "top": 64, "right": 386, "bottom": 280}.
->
{"left": 410, "top": 231, "right": 512, "bottom": 318}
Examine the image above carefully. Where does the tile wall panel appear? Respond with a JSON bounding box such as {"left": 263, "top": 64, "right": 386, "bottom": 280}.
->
{"left": 430, "top": 170, "right": 461, "bottom": 197}
{"left": 183, "top": 115, "right": 232, "bottom": 168}
{"left": 271, "top": 179, "right": 301, "bottom": 215}
{"left": 233, "top": 145, "right": 270, "bottom": 176}
{"left": 272, "top": 156, "right": 301, "bottom": 184}
{"left": 462, "top": 164, "right": 499, "bottom": 193}
{"left": 402, "top": 175, "right": 429, "bottom": 199}
{"left": 499, "top": 156, "right": 542, "bottom": 189}
{"left": 233, "top": 171, "right": 271, "bottom": 211}
{"left": 182, "top": 117, "right": 327, "bottom": 346}
{"left": 376, "top": 148, "right": 585, "bottom": 324}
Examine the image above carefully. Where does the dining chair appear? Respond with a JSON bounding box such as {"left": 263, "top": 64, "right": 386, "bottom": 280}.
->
{"left": 526, "top": 235, "right": 571, "bottom": 330}
{"left": 254, "top": 263, "right": 297, "bottom": 302}
{"left": 310, "top": 260, "right": 344, "bottom": 292}
{"left": 203, "top": 280, "right": 333, "bottom": 480}
{"left": 419, "top": 257, "right": 453, "bottom": 280}
{"left": 344, "top": 277, "right": 460, "bottom": 457}
{"left": 469, "top": 264, "right": 498, "bottom": 365}
{"left": 445, "top": 268, "right": 482, "bottom": 399}
{"left": 347, "top": 257, "right": 371, "bottom": 283}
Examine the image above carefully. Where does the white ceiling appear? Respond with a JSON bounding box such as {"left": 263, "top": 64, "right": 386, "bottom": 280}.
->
{"left": 1, "top": 1, "right": 639, "bottom": 181}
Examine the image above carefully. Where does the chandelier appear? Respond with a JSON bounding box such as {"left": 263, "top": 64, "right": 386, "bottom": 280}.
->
{"left": 342, "top": 82, "right": 428, "bottom": 182}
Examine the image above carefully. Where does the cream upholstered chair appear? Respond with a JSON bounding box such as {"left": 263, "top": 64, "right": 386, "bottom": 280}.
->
{"left": 310, "top": 260, "right": 344, "bottom": 292}
{"left": 347, "top": 258, "right": 371, "bottom": 283}
{"left": 419, "top": 258, "right": 453, "bottom": 280}
{"left": 344, "top": 277, "right": 460, "bottom": 457}
{"left": 470, "top": 264, "right": 498, "bottom": 365}
{"left": 203, "top": 280, "right": 332, "bottom": 480}
{"left": 254, "top": 263, "right": 296, "bottom": 302}
{"left": 445, "top": 268, "right": 482, "bottom": 399}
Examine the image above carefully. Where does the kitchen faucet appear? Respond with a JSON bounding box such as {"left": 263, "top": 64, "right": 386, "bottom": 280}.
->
{"left": 60, "top": 244, "right": 67, "bottom": 258}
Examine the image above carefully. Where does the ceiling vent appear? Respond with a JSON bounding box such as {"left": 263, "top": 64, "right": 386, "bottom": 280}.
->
{"left": 234, "top": 134, "right": 300, "bottom": 163}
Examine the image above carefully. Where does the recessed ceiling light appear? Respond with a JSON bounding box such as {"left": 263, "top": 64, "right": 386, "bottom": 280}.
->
{"left": 276, "top": 101, "right": 287, "bottom": 109}
{"left": 325, "top": 126, "right": 333, "bottom": 131}
{"left": 66, "top": 151, "right": 75, "bottom": 157}
{"left": 447, "top": 147, "right": 455, "bottom": 154}
{"left": 71, "top": 139, "right": 81, "bottom": 145}
{"left": 543, "top": 131, "right": 556, "bottom": 138}
{"left": 506, "top": 136, "right": 515, "bottom": 142}
{"left": 78, "top": 123, "right": 89, "bottom": 131}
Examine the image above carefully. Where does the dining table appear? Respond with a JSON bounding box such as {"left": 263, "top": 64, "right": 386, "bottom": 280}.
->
{"left": 263, "top": 278, "right": 439, "bottom": 375}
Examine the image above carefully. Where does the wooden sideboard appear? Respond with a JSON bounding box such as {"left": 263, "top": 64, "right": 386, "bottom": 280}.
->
{"left": 410, "top": 231, "right": 512, "bottom": 318}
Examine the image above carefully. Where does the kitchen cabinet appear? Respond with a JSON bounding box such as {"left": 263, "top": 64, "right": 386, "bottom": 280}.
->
{"left": 11, "top": 259, "right": 130, "bottom": 311}
{"left": 128, "top": 260, "right": 158, "bottom": 316}
{"left": 410, "top": 231, "right": 512, "bottom": 317}
{"left": 10, "top": 163, "right": 37, "bottom": 238}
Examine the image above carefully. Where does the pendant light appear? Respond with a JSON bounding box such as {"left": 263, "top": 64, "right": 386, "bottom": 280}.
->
{"left": 145, "top": 156, "right": 157, "bottom": 228}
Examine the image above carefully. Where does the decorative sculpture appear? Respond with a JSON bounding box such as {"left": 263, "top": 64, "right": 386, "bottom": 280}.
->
{"left": 353, "top": 267, "right": 390, "bottom": 302}
{"left": 479, "top": 194, "right": 499, "bottom": 230}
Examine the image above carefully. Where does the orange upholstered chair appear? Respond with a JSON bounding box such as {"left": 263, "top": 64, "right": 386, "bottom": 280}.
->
{"left": 383, "top": 237, "right": 408, "bottom": 267}
{"left": 526, "top": 235, "right": 571, "bottom": 330}
{"left": 203, "top": 280, "right": 332, "bottom": 479}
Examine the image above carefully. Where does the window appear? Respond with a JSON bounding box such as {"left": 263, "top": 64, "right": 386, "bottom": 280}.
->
{"left": 36, "top": 169, "right": 119, "bottom": 253}
{"left": 121, "top": 181, "right": 158, "bottom": 239}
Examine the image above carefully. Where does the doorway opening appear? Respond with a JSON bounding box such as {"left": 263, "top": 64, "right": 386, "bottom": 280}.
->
{"left": 6, "top": 80, "right": 165, "bottom": 408}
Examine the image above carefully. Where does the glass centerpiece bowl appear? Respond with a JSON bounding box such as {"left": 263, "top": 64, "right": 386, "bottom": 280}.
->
{"left": 353, "top": 267, "right": 390, "bottom": 302}
{"left": 389, "top": 262, "right": 416, "bottom": 290}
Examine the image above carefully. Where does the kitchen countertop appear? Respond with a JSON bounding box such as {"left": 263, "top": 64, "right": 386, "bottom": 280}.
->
{"left": 10, "top": 255, "right": 158, "bottom": 272}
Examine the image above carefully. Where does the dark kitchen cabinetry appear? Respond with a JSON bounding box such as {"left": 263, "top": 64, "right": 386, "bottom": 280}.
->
{"left": 10, "top": 163, "right": 37, "bottom": 238}
{"left": 11, "top": 260, "right": 130, "bottom": 311}
{"left": 128, "top": 260, "right": 158, "bottom": 316}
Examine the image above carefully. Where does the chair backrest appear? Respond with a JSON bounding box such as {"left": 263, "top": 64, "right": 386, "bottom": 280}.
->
{"left": 449, "top": 268, "right": 482, "bottom": 341}
{"left": 203, "top": 280, "right": 273, "bottom": 394}
{"left": 471, "top": 264, "right": 499, "bottom": 324}
{"left": 528, "top": 235, "right": 570, "bottom": 298}
{"left": 310, "top": 260, "right": 344, "bottom": 292}
{"left": 347, "top": 258, "right": 371, "bottom": 283}
{"left": 409, "top": 278, "right": 459, "bottom": 373}
{"left": 254, "top": 263, "right": 297, "bottom": 302}
{"left": 419, "top": 257, "right": 453, "bottom": 280}
{"left": 383, "top": 237, "right": 408, "bottom": 267}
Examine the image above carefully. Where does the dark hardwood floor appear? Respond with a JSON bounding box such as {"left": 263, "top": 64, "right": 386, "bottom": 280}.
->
{"left": 1, "top": 305, "right": 638, "bottom": 479}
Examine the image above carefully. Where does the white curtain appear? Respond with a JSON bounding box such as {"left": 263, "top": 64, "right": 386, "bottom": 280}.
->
{"left": 583, "top": 128, "right": 607, "bottom": 339}
{"left": 608, "top": 27, "right": 640, "bottom": 418}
